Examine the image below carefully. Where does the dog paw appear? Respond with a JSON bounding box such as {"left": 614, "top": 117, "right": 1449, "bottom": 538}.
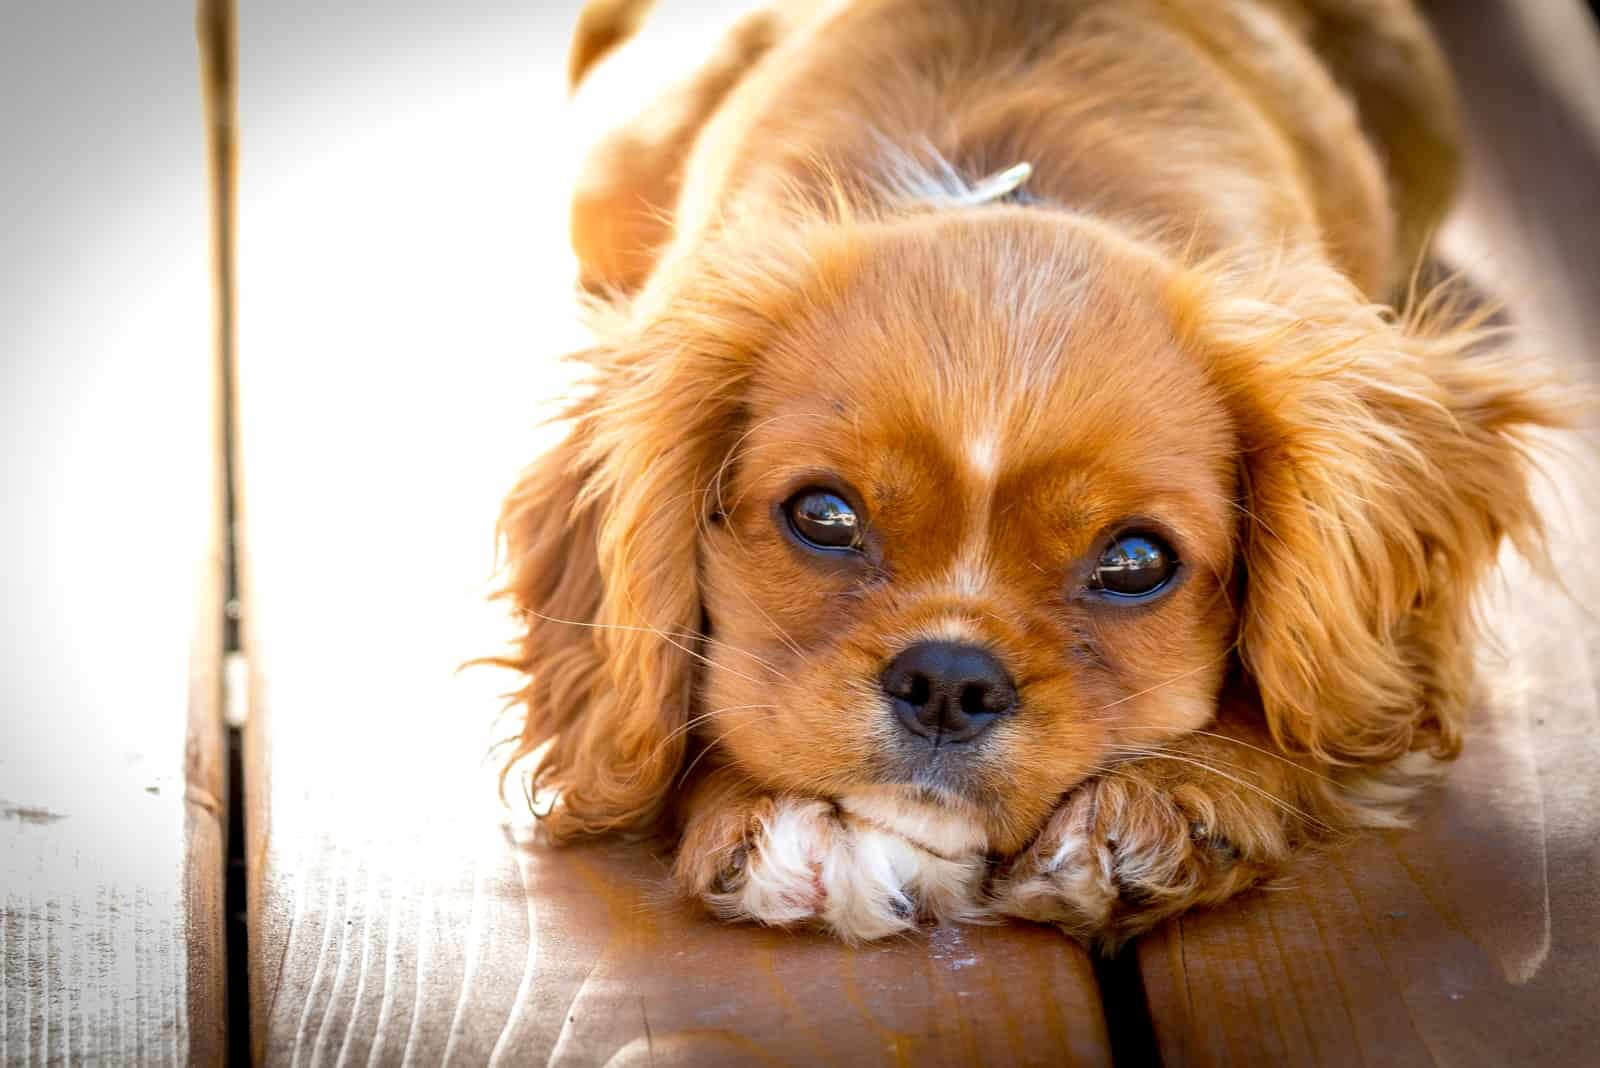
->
{"left": 684, "top": 794, "right": 986, "bottom": 942}
{"left": 988, "top": 773, "right": 1270, "bottom": 948}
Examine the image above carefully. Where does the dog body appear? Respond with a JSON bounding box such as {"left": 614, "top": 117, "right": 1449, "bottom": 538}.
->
{"left": 570, "top": 0, "right": 1458, "bottom": 301}
{"left": 499, "top": 0, "right": 1558, "bottom": 946}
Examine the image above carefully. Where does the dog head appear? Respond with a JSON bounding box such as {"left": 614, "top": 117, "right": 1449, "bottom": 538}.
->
{"left": 497, "top": 204, "right": 1557, "bottom": 853}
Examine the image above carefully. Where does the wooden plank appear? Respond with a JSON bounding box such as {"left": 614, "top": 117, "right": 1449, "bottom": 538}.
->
{"left": 0, "top": 3, "right": 229, "bottom": 1063}
{"left": 234, "top": 2, "right": 1111, "bottom": 1064}
{"left": 1136, "top": 1, "right": 1600, "bottom": 1063}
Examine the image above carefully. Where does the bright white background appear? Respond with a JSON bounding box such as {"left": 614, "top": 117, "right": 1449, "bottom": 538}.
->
{"left": 231, "top": 1, "right": 760, "bottom": 828}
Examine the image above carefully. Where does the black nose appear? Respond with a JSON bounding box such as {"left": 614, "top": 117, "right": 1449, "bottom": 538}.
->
{"left": 881, "top": 641, "right": 1017, "bottom": 745}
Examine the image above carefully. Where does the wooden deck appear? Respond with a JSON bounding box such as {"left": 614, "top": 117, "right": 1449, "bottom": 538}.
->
{"left": 4, "top": 0, "right": 1597, "bottom": 1063}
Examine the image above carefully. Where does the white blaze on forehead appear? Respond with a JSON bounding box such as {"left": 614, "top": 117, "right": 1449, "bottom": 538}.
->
{"left": 966, "top": 433, "right": 1000, "bottom": 481}
{"left": 947, "top": 556, "right": 989, "bottom": 597}
{"left": 942, "top": 432, "right": 1002, "bottom": 598}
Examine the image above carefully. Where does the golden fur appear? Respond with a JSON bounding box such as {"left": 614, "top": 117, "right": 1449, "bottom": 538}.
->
{"left": 492, "top": 0, "right": 1565, "bottom": 948}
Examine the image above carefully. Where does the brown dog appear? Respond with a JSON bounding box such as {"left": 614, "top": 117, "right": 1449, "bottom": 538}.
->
{"left": 494, "top": 0, "right": 1563, "bottom": 947}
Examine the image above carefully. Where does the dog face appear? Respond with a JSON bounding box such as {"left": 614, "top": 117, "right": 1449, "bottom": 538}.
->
{"left": 497, "top": 204, "right": 1554, "bottom": 854}
{"left": 694, "top": 213, "right": 1238, "bottom": 850}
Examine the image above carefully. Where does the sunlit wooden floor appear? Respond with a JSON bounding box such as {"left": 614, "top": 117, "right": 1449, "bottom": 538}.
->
{"left": 4, "top": 0, "right": 1597, "bottom": 1064}
{"left": 233, "top": 1, "right": 1600, "bottom": 1063}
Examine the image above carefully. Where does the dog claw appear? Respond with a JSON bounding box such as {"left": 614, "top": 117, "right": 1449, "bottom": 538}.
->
{"left": 712, "top": 843, "right": 749, "bottom": 895}
{"left": 1189, "top": 820, "right": 1240, "bottom": 863}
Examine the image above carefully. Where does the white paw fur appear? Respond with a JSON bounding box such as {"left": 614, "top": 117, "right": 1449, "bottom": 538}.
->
{"left": 704, "top": 789, "right": 989, "bottom": 942}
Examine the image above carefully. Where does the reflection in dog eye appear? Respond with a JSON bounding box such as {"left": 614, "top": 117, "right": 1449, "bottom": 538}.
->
{"left": 1092, "top": 532, "right": 1178, "bottom": 598}
{"left": 785, "top": 489, "right": 862, "bottom": 551}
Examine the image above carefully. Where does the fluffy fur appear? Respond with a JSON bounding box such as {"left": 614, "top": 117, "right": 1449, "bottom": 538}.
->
{"left": 492, "top": 0, "right": 1566, "bottom": 948}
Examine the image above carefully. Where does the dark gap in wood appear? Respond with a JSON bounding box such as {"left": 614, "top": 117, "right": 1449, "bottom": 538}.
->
{"left": 226, "top": 725, "right": 250, "bottom": 1066}
{"left": 1093, "top": 943, "right": 1163, "bottom": 1068}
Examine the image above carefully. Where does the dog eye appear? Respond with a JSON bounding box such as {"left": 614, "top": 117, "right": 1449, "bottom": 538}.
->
{"left": 784, "top": 488, "right": 861, "bottom": 551}
{"left": 1091, "top": 532, "right": 1178, "bottom": 598}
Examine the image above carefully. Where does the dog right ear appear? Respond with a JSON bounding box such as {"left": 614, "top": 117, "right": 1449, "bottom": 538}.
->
{"left": 493, "top": 391, "right": 614, "bottom": 830}
{"left": 493, "top": 304, "right": 760, "bottom": 839}
{"left": 498, "top": 374, "right": 711, "bottom": 843}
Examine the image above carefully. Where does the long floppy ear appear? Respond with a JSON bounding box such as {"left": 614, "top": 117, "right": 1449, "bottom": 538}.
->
{"left": 494, "top": 348, "right": 732, "bottom": 838}
{"left": 495, "top": 267, "right": 782, "bottom": 837}
{"left": 1177, "top": 263, "right": 1568, "bottom": 766}
{"left": 494, "top": 388, "right": 614, "bottom": 831}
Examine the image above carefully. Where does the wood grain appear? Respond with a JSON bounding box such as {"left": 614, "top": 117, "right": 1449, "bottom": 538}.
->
{"left": 233, "top": 2, "right": 1109, "bottom": 1064}
{"left": 0, "top": 3, "right": 230, "bottom": 1062}
{"left": 246, "top": 816, "right": 1109, "bottom": 1066}
{"left": 1136, "top": 2, "right": 1600, "bottom": 1063}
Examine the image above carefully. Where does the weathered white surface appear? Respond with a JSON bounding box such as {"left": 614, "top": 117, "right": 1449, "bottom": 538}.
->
{"left": 0, "top": 3, "right": 227, "bottom": 1063}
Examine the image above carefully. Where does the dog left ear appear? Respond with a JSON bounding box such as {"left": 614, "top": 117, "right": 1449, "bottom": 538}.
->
{"left": 1176, "top": 264, "right": 1568, "bottom": 767}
